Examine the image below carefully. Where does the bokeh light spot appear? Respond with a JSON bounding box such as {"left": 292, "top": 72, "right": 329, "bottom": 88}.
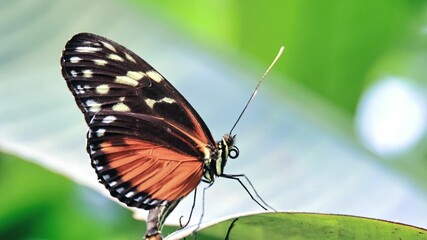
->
{"left": 356, "top": 76, "right": 427, "bottom": 157}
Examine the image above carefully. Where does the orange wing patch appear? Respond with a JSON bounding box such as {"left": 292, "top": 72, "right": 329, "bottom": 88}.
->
{"left": 99, "top": 137, "right": 203, "bottom": 202}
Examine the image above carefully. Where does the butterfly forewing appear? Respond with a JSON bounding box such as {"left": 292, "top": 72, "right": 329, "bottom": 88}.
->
{"left": 61, "top": 33, "right": 214, "bottom": 209}
{"left": 61, "top": 33, "right": 215, "bottom": 144}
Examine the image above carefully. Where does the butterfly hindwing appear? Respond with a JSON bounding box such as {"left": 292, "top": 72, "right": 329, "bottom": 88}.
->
{"left": 61, "top": 33, "right": 214, "bottom": 209}
{"left": 88, "top": 111, "right": 204, "bottom": 209}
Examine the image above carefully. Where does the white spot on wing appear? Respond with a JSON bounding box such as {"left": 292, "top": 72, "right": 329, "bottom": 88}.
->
{"left": 82, "top": 69, "right": 93, "bottom": 78}
{"left": 125, "top": 191, "right": 135, "bottom": 198}
{"left": 115, "top": 75, "right": 138, "bottom": 86}
{"left": 112, "top": 102, "right": 130, "bottom": 112}
{"left": 96, "top": 128, "right": 106, "bottom": 137}
{"left": 75, "top": 46, "right": 101, "bottom": 53}
{"left": 162, "top": 97, "right": 175, "bottom": 104}
{"left": 102, "top": 115, "right": 117, "bottom": 123}
{"left": 146, "top": 70, "right": 163, "bottom": 83}
{"left": 145, "top": 97, "right": 176, "bottom": 109}
{"left": 70, "top": 70, "right": 77, "bottom": 77}
{"left": 86, "top": 100, "right": 102, "bottom": 112}
{"left": 125, "top": 53, "right": 136, "bottom": 63}
{"left": 70, "top": 57, "right": 81, "bottom": 63}
{"left": 127, "top": 71, "right": 145, "bottom": 80}
{"left": 88, "top": 145, "right": 96, "bottom": 154}
{"left": 76, "top": 85, "right": 85, "bottom": 94}
{"left": 93, "top": 59, "right": 108, "bottom": 66}
{"left": 145, "top": 99, "right": 156, "bottom": 108}
{"left": 101, "top": 41, "right": 117, "bottom": 52}
{"left": 75, "top": 85, "right": 90, "bottom": 94}
{"left": 134, "top": 195, "right": 144, "bottom": 202}
{"left": 96, "top": 84, "right": 110, "bottom": 94}
{"left": 108, "top": 54, "right": 124, "bottom": 62}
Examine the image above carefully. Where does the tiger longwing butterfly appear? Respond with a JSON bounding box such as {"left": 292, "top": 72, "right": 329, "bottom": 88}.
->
{"left": 61, "top": 32, "right": 282, "bottom": 239}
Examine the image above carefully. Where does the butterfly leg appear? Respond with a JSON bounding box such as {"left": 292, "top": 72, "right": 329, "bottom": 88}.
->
{"left": 145, "top": 200, "right": 181, "bottom": 240}
{"left": 220, "top": 173, "right": 276, "bottom": 211}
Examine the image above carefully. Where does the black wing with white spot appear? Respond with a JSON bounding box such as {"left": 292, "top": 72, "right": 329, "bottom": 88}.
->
{"left": 61, "top": 32, "right": 215, "bottom": 145}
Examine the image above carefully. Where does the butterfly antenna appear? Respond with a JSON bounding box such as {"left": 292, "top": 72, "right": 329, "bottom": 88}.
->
{"left": 229, "top": 46, "right": 284, "bottom": 134}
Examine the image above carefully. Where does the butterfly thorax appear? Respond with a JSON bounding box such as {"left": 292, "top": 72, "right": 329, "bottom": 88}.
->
{"left": 203, "top": 134, "right": 238, "bottom": 182}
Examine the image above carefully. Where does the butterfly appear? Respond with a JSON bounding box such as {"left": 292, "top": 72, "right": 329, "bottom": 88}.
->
{"left": 61, "top": 32, "right": 238, "bottom": 239}
{"left": 61, "top": 33, "right": 279, "bottom": 239}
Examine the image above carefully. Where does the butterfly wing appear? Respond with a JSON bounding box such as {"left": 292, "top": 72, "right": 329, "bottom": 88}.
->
{"left": 61, "top": 33, "right": 215, "bottom": 209}
{"left": 88, "top": 111, "right": 204, "bottom": 209}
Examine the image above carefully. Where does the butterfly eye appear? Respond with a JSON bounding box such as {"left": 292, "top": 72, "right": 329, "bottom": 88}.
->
{"left": 228, "top": 145, "right": 239, "bottom": 159}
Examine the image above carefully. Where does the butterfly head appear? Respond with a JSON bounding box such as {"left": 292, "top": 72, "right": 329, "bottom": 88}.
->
{"left": 223, "top": 133, "right": 239, "bottom": 159}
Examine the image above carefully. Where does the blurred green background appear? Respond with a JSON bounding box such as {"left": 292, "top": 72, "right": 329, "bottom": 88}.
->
{"left": 1, "top": 0, "right": 427, "bottom": 239}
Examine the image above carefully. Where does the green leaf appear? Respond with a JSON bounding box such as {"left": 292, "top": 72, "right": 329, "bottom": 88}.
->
{"left": 166, "top": 212, "right": 427, "bottom": 240}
